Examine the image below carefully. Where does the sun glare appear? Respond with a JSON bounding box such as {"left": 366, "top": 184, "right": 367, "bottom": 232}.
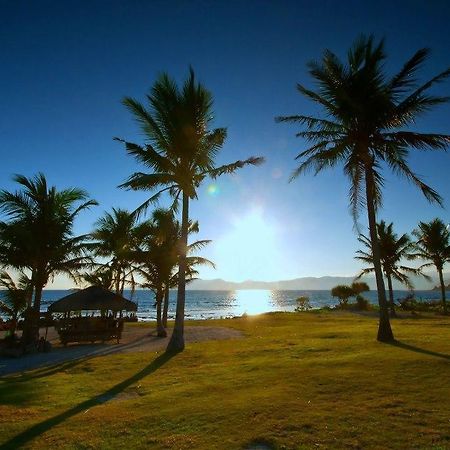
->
{"left": 212, "top": 208, "right": 283, "bottom": 281}
{"left": 232, "top": 289, "right": 273, "bottom": 316}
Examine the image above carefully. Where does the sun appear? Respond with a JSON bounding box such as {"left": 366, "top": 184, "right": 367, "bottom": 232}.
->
{"left": 212, "top": 208, "right": 283, "bottom": 282}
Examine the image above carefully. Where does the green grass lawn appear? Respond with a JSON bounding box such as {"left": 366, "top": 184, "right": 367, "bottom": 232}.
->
{"left": 0, "top": 312, "right": 449, "bottom": 449}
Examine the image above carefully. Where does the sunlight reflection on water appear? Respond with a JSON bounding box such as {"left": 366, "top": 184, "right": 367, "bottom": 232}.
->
{"left": 230, "top": 289, "right": 291, "bottom": 316}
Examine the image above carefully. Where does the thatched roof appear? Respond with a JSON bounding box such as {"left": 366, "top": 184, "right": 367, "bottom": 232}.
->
{"left": 48, "top": 286, "right": 138, "bottom": 313}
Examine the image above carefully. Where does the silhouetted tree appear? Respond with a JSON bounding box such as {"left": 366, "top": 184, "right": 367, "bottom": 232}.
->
{"left": 117, "top": 68, "right": 264, "bottom": 351}
{"left": 0, "top": 173, "right": 97, "bottom": 344}
{"left": 0, "top": 271, "right": 32, "bottom": 334}
{"left": 356, "top": 221, "right": 426, "bottom": 317}
{"left": 413, "top": 218, "right": 450, "bottom": 314}
{"left": 277, "top": 36, "right": 450, "bottom": 341}
{"left": 135, "top": 209, "right": 213, "bottom": 337}
{"left": 90, "top": 208, "right": 146, "bottom": 296}
{"left": 331, "top": 285, "right": 354, "bottom": 307}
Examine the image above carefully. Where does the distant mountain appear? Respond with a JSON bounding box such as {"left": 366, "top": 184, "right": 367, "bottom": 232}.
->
{"left": 432, "top": 284, "right": 450, "bottom": 291}
{"left": 186, "top": 273, "right": 449, "bottom": 291}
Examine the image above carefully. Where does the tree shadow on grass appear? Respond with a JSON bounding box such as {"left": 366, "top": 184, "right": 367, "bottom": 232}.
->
{"left": 387, "top": 340, "right": 450, "bottom": 361}
{"left": 0, "top": 350, "right": 179, "bottom": 449}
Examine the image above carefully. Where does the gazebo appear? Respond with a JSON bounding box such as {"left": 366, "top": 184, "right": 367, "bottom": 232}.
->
{"left": 48, "top": 286, "right": 137, "bottom": 345}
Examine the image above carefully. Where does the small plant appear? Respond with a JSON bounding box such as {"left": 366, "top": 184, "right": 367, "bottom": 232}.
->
{"left": 295, "top": 296, "right": 311, "bottom": 312}
{"left": 355, "top": 295, "right": 370, "bottom": 311}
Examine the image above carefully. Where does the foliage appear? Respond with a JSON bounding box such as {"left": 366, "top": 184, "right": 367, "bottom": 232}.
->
{"left": 356, "top": 221, "right": 425, "bottom": 289}
{"left": 295, "top": 296, "right": 311, "bottom": 311}
{"left": 412, "top": 218, "right": 450, "bottom": 313}
{"left": 0, "top": 271, "right": 31, "bottom": 332}
{"left": 89, "top": 208, "right": 147, "bottom": 295}
{"left": 397, "top": 294, "right": 442, "bottom": 313}
{"left": 355, "top": 295, "right": 370, "bottom": 311}
{"left": 117, "top": 68, "right": 264, "bottom": 351}
{"left": 0, "top": 174, "right": 97, "bottom": 313}
{"left": 331, "top": 285, "right": 354, "bottom": 306}
{"left": 351, "top": 281, "right": 369, "bottom": 295}
{"left": 277, "top": 34, "right": 450, "bottom": 341}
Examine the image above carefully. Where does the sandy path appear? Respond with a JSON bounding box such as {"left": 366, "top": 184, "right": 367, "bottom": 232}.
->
{"left": 0, "top": 324, "right": 243, "bottom": 376}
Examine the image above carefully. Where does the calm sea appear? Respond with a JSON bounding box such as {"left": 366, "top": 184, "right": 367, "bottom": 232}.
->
{"left": 35, "top": 289, "right": 446, "bottom": 321}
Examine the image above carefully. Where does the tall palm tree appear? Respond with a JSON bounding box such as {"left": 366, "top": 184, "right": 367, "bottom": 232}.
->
{"left": 413, "top": 218, "right": 450, "bottom": 314}
{"left": 356, "top": 221, "right": 427, "bottom": 317}
{"left": 117, "top": 68, "right": 264, "bottom": 351}
{"left": 0, "top": 173, "right": 97, "bottom": 344}
{"left": 276, "top": 36, "right": 450, "bottom": 341}
{"left": 0, "top": 271, "right": 32, "bottom": 334}
{"left": 90, "top": 208, "right": 146, "bottom": 296}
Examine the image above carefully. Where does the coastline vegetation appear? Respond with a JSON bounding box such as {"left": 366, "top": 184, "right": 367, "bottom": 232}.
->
{"left": 276, "top": 35, "right": 450, "bottom": 341}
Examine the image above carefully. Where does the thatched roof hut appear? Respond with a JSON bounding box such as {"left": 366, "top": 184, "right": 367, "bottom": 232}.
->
{"left": 48, "top": 286, "right": 137, "bottom": 313}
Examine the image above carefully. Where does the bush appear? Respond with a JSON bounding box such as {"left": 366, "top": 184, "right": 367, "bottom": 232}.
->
{"left": 398, "top": 295, "right": 442, "bottom": 313}
{"left": 355, "top": 295, "right": 369, "bottom": 310}
{"left": 295, "top": 296, "right": 312, "bottom": 312}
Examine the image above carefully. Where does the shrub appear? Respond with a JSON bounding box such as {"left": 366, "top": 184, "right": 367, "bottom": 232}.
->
{"left": 355, "top": 295, "right": 369, "bottom": 310}
{"left": 295, "top": 296, "right": 311, "bottom": 312}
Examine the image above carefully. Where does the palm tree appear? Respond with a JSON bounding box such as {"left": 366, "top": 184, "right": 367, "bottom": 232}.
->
{"left": 356, "top": 221, "right": 426, "bottom": 317}
{"left": 136, "top": 209, "right": 213, "bottom": 337}
{"left": 0, "top": 271, "right": 32, "bottom": 334}
{"left": 90, "top": 208, "right": 146, "bottom": 296}
{"left": 413, "top": 218, "right": 450, "bottom": 314}
{"left": 80, "top": 267, "right": 115, "bottom": 291}
{"left": 276, "top": 36, "right": 450, "bottom": 341}
{"left": 0, "top": 173, "right": 97, "bottom": 344}
{"left": 117, "top": 68, "right": 264, "bottom": 351}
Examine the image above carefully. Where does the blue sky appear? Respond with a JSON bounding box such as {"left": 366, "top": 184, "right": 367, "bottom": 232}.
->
{"left": 1, "top": 1, "right": 449, "bottom": 287}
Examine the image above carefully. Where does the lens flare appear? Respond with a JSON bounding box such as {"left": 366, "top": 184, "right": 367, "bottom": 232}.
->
{"left": 207, "top": 184, "right": 219, "bottom": 196}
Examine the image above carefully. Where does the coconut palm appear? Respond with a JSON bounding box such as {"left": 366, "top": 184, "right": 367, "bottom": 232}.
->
{"left": 0, "top": 271, "right": 32, "bottom": 334}
{"left": 90, "top": 208, "right": 147, "bottom": 296}
{"left": 356, "top": 221, "right": 426, "bottom": 317}
{"left": 0, "top": 173, "right": 97, "bottom": 343}
{"left": 413, "top": 218, "right": 450, "bottom": 314}
{"left": 117, "top": 68, "right": 264, "bottom": 351}
{"left": 80, "top": 267, "right": 115, "bottom": 291}
{"left": 276, "top": 35, "right": 450, "bottom": 341}
{"left": 135, "top": 209, "right": 213, "bottom": 337}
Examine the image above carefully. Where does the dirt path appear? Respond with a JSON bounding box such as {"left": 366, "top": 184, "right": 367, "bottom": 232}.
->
{"left": 0, "top": 324, "right": 243, "bottom": 376}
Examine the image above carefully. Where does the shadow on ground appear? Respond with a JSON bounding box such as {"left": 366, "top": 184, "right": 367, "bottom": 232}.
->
{"left": 388, "top": 340, "right": 450, "bottom": 360}
{"left": 0, "top": 350, "right": 179, "bottom": 449}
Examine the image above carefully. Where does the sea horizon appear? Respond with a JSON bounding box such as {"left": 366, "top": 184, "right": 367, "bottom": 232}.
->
{"left": 34, "top": 288, "right": 447, "bottom": 322}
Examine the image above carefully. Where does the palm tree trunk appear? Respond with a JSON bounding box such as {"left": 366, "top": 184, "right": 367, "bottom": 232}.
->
{"left": 114, "top": 263, "right": 121, "bottom": 295}
{"left": 156, "top": 287, "right": 167, "bottom": 337}
{"left": 386, "top": 274, "right": 397, "bottom": 318}
{"left": 167, "top": 192, "right": 189, "bottom": 352}
{"left": 162, "top": 282, "right": 170, "bottom": 328}
{"left": 365, "top": 167, "right": 394, "bottom": 342}
{"left": 437, "top": 266, "right": 447, "bottom": 314}
{"left": 23, "top": 282, "right": 43, "bottom": 347}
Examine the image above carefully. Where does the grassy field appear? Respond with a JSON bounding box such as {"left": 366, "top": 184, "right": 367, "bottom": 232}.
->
{"left": 0, "top": 311, "right": 449, "bottom": 450}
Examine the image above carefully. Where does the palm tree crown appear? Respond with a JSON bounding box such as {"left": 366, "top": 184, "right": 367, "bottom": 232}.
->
{"left": 356, "top": 220, "right": 427, "bottom": 316}
{"left": 276, "top": 36, "right": 450, "bottom": 218}
{"left": 356, "top": 221, "right": 423, "bottom": 289}
{"left": 413, "top": 218, "right": 450, "bottom": 313}
{"left": 117, "top": 68, "right": 264, "bottom": 215}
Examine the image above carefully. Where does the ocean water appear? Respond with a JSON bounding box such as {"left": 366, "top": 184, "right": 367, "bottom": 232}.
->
{"left": 35, "top": 289, "right": 447, "bottom": 321}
